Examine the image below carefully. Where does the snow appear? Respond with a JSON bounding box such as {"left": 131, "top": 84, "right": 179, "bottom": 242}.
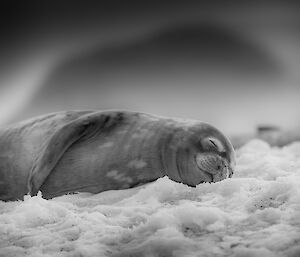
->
{"left": 1, "top": 139, "right": 300, "bottom": 257}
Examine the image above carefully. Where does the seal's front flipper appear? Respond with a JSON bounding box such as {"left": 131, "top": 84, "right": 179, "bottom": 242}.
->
{"left": 28, "top": 111, "right": 123, "bottom": 196}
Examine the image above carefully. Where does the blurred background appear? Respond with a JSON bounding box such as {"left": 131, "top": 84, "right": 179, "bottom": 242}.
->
{"left": 1, "top": 1, "right": 300, "bottom": 146}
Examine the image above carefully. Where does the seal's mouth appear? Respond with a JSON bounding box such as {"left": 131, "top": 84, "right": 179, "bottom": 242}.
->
{"left": 193, "top": 155, "right": 214, "bottom": 182}
{"left": 199, "top": 168, "right": 214, "bottom": 182}
{"left": 194, "top": 153, "right": 230, "bottom": 183}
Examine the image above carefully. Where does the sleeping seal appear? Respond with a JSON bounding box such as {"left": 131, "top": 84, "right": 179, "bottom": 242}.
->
{"left": 0, "top": 110, "right": 235, "bottom": 201}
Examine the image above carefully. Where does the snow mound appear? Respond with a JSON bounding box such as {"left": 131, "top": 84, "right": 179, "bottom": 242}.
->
{"left": 1, "top": 139, "right": 300, "bottom": 257}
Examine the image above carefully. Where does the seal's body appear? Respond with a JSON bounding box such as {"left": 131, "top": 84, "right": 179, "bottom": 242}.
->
{"left": 0, "top": 110, "right": 235, "bottom": 201}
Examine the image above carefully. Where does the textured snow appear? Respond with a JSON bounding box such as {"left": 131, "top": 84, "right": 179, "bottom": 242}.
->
{"left": 1, "top": 139, "right": 300, "bottom": 257}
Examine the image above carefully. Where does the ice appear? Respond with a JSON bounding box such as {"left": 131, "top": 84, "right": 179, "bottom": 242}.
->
{"left": 1, "top": 139, "right": 300, "bottom": 257}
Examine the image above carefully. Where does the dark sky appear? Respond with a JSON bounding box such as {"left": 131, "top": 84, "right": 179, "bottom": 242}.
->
{"left": 1, "top": 1, "right": 300, "bottom": 135}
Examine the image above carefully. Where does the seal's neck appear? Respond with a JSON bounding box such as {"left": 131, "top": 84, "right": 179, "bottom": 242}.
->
{"left": 159, "top": 131, "right": 182, "bottom": 183}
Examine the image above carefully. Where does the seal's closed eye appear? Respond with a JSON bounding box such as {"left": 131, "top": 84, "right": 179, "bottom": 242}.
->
{"left": 209, "top": 139, "right": 218, "bottom": 148}
{"left": 201, "top": 137, "right": 225, "bottom": 152}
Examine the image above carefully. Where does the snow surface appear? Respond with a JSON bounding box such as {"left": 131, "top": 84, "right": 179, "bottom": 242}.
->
{"left": 1, "top": 139, "right": 300, "bottom": 257}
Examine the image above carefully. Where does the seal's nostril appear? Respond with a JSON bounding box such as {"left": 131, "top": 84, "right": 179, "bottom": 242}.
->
{"left": 228, "top": 168, "right": 234, "bottom": 178}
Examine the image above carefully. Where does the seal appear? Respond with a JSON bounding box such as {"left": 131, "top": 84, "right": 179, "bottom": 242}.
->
{"left": 0, "top": 110, "right": 236, "bottom": 201}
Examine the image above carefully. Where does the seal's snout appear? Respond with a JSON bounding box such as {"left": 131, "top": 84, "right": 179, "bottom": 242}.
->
{"left": 195, "top": 153, "right": 232, "bottom": 182}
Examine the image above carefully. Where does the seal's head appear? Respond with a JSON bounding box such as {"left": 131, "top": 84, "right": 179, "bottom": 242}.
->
{"left": 164, "top": 121, "right": 236, "bottom": 186}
